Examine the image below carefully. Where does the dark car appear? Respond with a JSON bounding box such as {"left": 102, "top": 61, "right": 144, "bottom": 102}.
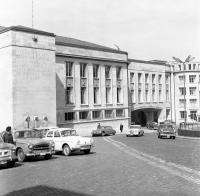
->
{"left": 157, "top": 124, "right": 176, "bottom": 139}
{"left": 91, "top": 126, "right": 116, "bottom": 137}
{"left": 146, "top": 122, "right": 158, "bottom": 130}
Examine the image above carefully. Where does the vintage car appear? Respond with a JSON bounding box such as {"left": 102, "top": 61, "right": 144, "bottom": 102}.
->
{"left": 42, "top": 128, "right": 94, "bottom": 156}
{"left": 146, "top": 122, "right": 158, "bottom": 130}
{"left": 13, "top": 129, "right": 55, "bottom": 162}
{"left": 0, "top": 136, "right": 17, "bottom": 168}
{"left": 157, "top": 124, "right": 176, "bottom": 139}
{"left": 91, "top": 126, "right": 116, "bottom": 136}
{"left": 126, "top": 125, "right": 144, "bottom": 137}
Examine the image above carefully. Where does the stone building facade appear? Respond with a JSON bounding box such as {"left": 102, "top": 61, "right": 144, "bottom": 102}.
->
{"left": 0, "top": 26, "right": 129, "bottom": 135}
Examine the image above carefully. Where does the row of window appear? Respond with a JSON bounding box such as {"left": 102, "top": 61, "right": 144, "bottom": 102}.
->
{"left": 130, "top": 73, "right": 169, "bottom": 84}
{"left": 66, "top": 62, "right": 122, "bottom": 80}
{"left": 179, "top": 87, "right": 197, "bottom": 95}
{"left": 64, "top": 109, "right": 125, "bottom": 121}
{"left": 180, "top": 111, "right": 198, "bottom": 120}
{"left": 178, "top": 75, "right": 198, "bottom": 83}
{"left": 178, "top": 63, "right": 200, "bottom": 71}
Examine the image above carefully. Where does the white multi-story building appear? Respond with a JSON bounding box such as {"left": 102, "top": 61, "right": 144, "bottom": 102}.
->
{"left": 171, "top": 61, "right": 200, "bottom": 125}
{"left": 128, "top": 59, "right": 173, "bottom": 125}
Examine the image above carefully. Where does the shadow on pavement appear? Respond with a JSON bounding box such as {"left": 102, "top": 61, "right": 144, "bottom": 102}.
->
{"left": 3, "top": 185, "right": 92, "bottom": 196}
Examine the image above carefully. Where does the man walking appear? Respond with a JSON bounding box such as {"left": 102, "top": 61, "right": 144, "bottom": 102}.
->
{"left": 120, "top": 123, "right": 123, "bottom": 133}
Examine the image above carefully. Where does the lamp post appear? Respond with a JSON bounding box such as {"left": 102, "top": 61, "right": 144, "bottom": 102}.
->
{"left": 172, "top": 55, "right": 195, "bottom": 127}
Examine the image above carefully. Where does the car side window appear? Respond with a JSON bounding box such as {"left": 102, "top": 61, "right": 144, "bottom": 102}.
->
{"left": 47, "top": 131, "right": 53, "bottom": 137}
{"left": 54, "top": 131, "right": 60, "bottom": 137}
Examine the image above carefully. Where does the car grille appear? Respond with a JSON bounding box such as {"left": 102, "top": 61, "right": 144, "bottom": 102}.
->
{"left": 33, "top": 143, "right": 50, "bottom": 150}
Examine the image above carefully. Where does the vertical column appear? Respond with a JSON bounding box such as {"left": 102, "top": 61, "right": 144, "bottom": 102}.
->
{"left": 112, "top": 66, "right": 117, "bottom": 105}
{"left": 100, "top": 64, "right": 106, "bottom": 106}
{"left": 74, "top": 61, "right": 80, "bottom": 107}
{"left": 88, "top": 62, "right": 93, "bottom": 107}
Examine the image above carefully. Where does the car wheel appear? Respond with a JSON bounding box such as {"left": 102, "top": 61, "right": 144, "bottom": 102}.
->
{"left": 44, "top": 154, "right": 52, "bottom": 160}
{"left": 158, "top": 135, "right": 160, "bottom": 139}
{"left": 173, "top": 136, "right": 176, "bottom": 139}
{"left": 101, "top": 132, "right": 105, "bottom": 136}
{"left": 62, "top": 144, "right": 71, "bottom": 156}
{"left": 7, "top": 161, "right": 15, "bottom": 168}
{"left": 84, "top": 149, "right": 91, "bottom": 154}
{"left": 17, "top": 148, "right": 26, "bottom": 162}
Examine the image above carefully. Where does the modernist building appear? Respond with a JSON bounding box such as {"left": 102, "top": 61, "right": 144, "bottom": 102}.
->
{"left": 0, "top": 25, "right": 129, "bottom": 135}
{"left": 128, "top": 59, "right": 173, "bottom": 125}
{"left": 171, "top": 61, "right": 200, "bottom": 125}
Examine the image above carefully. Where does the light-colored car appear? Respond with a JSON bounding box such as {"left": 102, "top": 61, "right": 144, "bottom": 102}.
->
{"left": 43, "top": 128, "right": 94, "bottom": 156}
{"left": 0, "top": 136, "right": 17, "bottom": 168}
{"left": 13, "top": 129, "right": 55, "bottom": 162}
{"left": 91, "top": 126, "right": 116, "bottom": 137}
{"left": 126, "top": 125, "right": 144, "bottom": 137}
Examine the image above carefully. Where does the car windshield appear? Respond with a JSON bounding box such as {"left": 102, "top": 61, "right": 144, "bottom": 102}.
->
{"left": 33, "top": 129, "right": 48, "bottom": 138}
{"left": 14, "top": 130, "right": 39, "bottom": 139}
{"left": 160, "top": 125, "right": 174, "bottom": 131}
{"left": 60, "top": 130, "right": 77, "bottom": 137}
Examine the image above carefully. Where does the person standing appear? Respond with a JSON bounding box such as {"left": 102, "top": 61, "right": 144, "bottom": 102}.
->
{"left": 2, "top": 126, "right": 14, "bottom": 144}
{"left": 120, "top": 123, "right": 123, "bottom": 133}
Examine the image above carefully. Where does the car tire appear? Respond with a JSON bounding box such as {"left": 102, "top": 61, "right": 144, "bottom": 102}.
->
{"left": 17, "top": 148, "right": 26, "bottom": 162}
{"left": 158, "top": 135, "right": 160, "bottom": 139}
{"left": 101, "top": 132, "right": 105, "bottom": 136}
{"left": 173, "top": 136, "right": 176, "bottom": 140}
{"left": 44, "top": 154, "right": 52, "bottom": 160}
{"left": 84, "top": 149, "right": 91, "bottom": 154}
{"left": 7, "top": 160, "right": 15, "bottom": 168}
{"left": 62, "top": 144, "right": 71, "bottom": 156}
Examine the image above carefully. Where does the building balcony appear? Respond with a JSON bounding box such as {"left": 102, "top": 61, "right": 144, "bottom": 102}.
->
{"left": 80, "top": 78, "right": 87, "bottom": 87}
{"left": 105, "top": 79, "right": 111, "bottom": 88}
{"left": 66, "top": 77, "right": 73, "bottom": 87}
{"left": 93, "top": 78, "right": 99, "bottom": 88}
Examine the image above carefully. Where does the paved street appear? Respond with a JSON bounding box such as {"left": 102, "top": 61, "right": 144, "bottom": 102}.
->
{"left": 0, "top": 132, "right": 200, "bottom": 196}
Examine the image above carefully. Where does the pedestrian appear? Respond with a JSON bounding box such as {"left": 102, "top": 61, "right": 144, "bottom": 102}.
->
{"left": 2, "top": 126, "right": 14, "bottom": 144}
{"left": 97, "top": 123, "right": 101, "bottom": 129}
{"left": 120, "top": 123, "right": 123, "bottom": 133}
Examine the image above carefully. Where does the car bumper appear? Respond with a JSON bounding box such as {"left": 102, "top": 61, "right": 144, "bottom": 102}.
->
{"left": 26, "top": 149, "right": 53, "bottom": 157}
{"left": 0, "top": 156, "right": 17, "bottom": 165}
{"left": 159, "top": 133, "right": 175, "bottom": 138}
{"left": 72, "top": 145, "right": 92, "bottom": 151}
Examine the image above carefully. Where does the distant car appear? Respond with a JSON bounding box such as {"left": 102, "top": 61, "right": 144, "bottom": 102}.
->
{"left": 91, "top": 126, "right": 116, "bottom": 137}
{"left": 42, "top": 128, "right": 94, "bottom": 156}
{"left": 157, "top": 124, "right": 176, "bottom": 139}
{"left": 0, "top": 136, "right": 17, "bottom": 168}
{"left": 13, "top": 129, "right": 55, "bottom": 162}
{"left": 146, "top": 122, "right": 158, "bottom": 130}
{"left": 126, "top": 125, "right": 144, "bottom": 137}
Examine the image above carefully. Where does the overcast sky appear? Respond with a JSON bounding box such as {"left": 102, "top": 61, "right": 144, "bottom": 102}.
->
{"left": 0, "top": 0, "right": 199, "bottom": 61}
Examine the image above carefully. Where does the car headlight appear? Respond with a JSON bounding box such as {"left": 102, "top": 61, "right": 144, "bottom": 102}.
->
{"left": 28, "top": 144, "right": 33, "bottom": 149}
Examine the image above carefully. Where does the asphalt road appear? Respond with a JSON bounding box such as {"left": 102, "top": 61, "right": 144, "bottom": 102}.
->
{"left": 0, "top": 133, "right": 200, "bottom": 196}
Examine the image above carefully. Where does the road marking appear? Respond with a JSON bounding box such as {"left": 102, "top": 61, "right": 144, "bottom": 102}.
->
{"left": 104, "top": 137, "right": 200, "bottom": 185}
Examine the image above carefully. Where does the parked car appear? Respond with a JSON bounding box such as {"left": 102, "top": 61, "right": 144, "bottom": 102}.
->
{"left": 0, "top": 136, "right": 17, "bottom": 168}
{"left": 13, "top": 129, "right": 55, "bottom": 162}
{"left": 146, "top": 122, "right": 158, "bottom": 130}
{"left": 42, "top": 128, "right": 94, "bottom": 156}
{"left": 157, "top": 124, "right": 176, "bottom": 139}
{"left": 91, "top": 126, "right": 116, "bottom": 136}
{"left": 126, "top": 125, "right": 144, "bottom": 137}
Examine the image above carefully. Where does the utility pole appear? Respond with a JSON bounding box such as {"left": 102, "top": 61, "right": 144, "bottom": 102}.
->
{"left": 172, "top": 55, "right": 195, "bottom": 127}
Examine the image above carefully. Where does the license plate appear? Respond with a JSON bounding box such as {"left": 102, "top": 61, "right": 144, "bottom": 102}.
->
{"left": 35, "top": 150, "right": 48, "bottom": 155}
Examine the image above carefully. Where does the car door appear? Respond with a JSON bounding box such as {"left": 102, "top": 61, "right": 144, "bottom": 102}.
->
{"left": 53, "top": 130, "right": 63, "bottom": 151}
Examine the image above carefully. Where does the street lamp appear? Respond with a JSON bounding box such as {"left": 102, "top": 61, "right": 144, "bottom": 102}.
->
{"left": 172, "top": 55, "right": 195, "bottom": 127}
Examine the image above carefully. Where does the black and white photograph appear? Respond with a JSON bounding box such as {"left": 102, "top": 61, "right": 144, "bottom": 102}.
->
{"left": 0, "top": 0, "right": 200, "bottom": 195}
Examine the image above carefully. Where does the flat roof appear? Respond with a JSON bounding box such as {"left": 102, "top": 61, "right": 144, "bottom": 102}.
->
{"left": 129, "top": 58, "right": 168, "bottom": 66}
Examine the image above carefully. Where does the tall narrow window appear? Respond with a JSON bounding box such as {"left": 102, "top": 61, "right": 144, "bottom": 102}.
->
{"left": 66, "top": 87, "right": 73, "bottom": 104}
{"left": 80, "top": 63, "right": 87, "bottom": 78}
{"left": 138, "top": 90, "right": 141, "bottom": 102}
{"left": 106, "top": 87, "right": 111, "bottom": 103}
{"left": 66, "top": 62, "right": 73, "bottom": 76}
{"left": 105, "top": 65, "right": 111, "bottom": 79}
{"left": 130, "top": 73, "right": 134, "bottom": 83}
{"left": 81, "top": 87, "right": 86, "bottom": 104}
{"left": 116, "top": 67, "right": 121, "bottom": 80}
{"left": 94, "top": 87, "right": 99, "bottom": 104}
{"left": 117, "top": 88, "right": 121, "bottom": 103}
{"left": 152, "top": 74, "right": 155, "bottom": 83}
{"left": 93, "top": 64, "right": 99, "bottom": 78}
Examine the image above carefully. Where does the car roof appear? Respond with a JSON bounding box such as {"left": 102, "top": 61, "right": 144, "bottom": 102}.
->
{"left": 47, "top": 128, "right": 76, "bottom": 131}
{"left": 35, "top": 126, "right": 58, "bottom": 130}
